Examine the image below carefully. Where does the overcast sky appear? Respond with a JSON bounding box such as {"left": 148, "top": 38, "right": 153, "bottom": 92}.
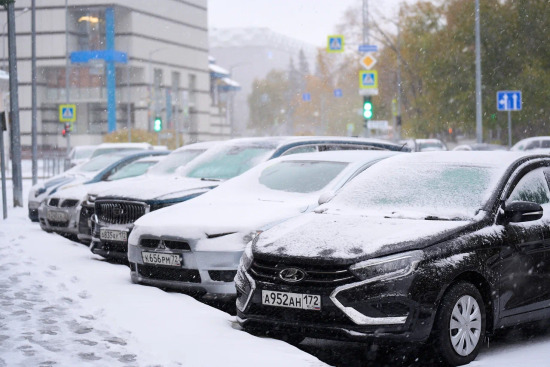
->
{"left": 208, "top": 0, "right": 412, "bottom": 48}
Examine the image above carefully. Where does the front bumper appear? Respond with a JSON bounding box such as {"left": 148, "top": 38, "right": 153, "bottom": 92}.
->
{"left": 236, "top": 269, "right": 435, "bottom": 343}
{"left": 128, "top": 239, "right": 242, "bottom": 298}
{"left": 38, "top": 202, "right": 81, "bottom": 236}
{"left": 90, "top": 222, "right": 133, "bottom": 261}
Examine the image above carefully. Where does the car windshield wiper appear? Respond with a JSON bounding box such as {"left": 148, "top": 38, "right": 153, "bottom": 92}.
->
{"left": 200, "top": 177, "right": 222, "bottom": 182}
{"left": 424, "top": 215, "right": 462, "bottom": 221}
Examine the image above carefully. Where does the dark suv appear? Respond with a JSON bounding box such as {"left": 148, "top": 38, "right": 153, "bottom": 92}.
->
{"left": 237, "top": 152, "right": 550, "bottom": 366}
{"left": 90, "top": 136, "right": 407, "bottom": 261}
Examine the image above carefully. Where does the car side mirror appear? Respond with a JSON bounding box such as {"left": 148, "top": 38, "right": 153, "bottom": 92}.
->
{"left": 318, "top": 191, "right": 336, "bottom": 206}
{"left": 503, "top": 201, "right": 543, "bottom": 223}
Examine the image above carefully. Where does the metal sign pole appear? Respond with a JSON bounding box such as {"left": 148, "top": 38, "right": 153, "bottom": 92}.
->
{"left": 7, "top": 2, "right": 23, "bottom": 207}
{"left": 1, "top": 112, "right": 7, "bottom": 219}
{"left": 31, "top": 0, "right": 37, "bottom": 185}
{"left": 508, "top": 110, "right": 512, "bottom": 149}
{"left": 64, "top": 0, "right": 71, "bottom": 169}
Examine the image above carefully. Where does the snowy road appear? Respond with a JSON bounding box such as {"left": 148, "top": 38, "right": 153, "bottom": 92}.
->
{"left": 1, "top": 179, "right": 550, "bottom": 366}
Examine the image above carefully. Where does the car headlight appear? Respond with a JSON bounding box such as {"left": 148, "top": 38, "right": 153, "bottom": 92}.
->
{"left": 349, "top": 250, "right": 423, "bottom": 281}
{"left": 240, "top": 241, "right": 254, "bottom": 271}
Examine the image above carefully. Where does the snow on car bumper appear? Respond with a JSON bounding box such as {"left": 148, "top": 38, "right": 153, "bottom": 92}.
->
{"left": 38, "top": 202, "right": 81, "bottom": 235}
{"left": 128, "top": 240, "right": 243, "bottom": 297}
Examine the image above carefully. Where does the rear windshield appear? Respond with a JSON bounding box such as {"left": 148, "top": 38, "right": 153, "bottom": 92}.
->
{"left": 76, "top": 154, "right": 125, "bottom": 173}
{"left": 106, "top": 161, "right": 157, "bottom": 181}
{"left": 183, "top": 145, "right": 275, "bottom": 180}
{"left": 258, "top": 161, "right": 348, "bottom": 193}
{"left": 147, "top": 149, "right": 205, "bottom": 175}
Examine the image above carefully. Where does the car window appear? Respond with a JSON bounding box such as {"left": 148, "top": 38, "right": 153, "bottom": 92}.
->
{"left": 542, "top": 140, "right": 550, "bottom": 148}
{"left": 280, "top": 145, "right": 318, "bottom": 156}
{"left": 528, "top": 141, "right": 541, "bottom": 150}
{"left": 106, "top": 161, "right": 157, "bottom": 181}
{"left": 508, "top": 168, "right": 550, "bottom": 204}
{"left": 258, "top": 161, "right": 348, "bottom": 193}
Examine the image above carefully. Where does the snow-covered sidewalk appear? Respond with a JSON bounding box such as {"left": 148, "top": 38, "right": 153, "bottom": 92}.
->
{"left": 0, "top": 207, "right": 327, "bottom": 367}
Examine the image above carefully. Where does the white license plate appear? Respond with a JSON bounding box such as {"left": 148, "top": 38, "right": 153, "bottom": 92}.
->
{"left": 142, "top": 252, "right": 182, "bottom": 267}
{"left": 47, "top": 210, "right": 67, "bottom": 222}
{"left": 99, "top": 228, "right": 128, "bottom": 242}
{"left": 262, "top": 290, "right": 321, "bottom": 311}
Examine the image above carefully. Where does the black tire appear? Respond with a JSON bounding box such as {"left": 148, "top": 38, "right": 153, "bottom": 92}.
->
{"left": 431, "top": 281, "right": 486, "bottom": 366}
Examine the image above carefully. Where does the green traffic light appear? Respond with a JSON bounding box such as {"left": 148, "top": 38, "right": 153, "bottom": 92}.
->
{"left": 153, "top": 117, "right": 162, "bottom": 132}
{"left": 363, "top": 101, "right": 373, "bottom": 120}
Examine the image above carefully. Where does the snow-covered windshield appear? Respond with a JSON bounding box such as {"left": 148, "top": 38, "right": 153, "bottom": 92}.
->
{"left": 147, "top": 149, "right": 205, "bottom": 176}
{"left": 106, "top": 160, "right": 157, "bottom": 181}
{"left": 327, "top": 162, "right": 501, "bottom": 220}
{"left": 75, "top": 154, "right": 124, "bottom": 173}
{"left": 182, "top": 145, "right": 275, "bottom": 180}
{"left": 258, "top": 161, "right": 348, "bottom": 193}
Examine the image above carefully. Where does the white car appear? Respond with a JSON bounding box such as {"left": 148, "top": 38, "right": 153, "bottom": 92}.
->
{"left": 510, "top": 136, "right": 550, "bottom": 151}
{"left": 127, "top": 150, "right": 400, "bottom": 300}
{"left": 38, "top": 155, "right": 166, "bottom": 241}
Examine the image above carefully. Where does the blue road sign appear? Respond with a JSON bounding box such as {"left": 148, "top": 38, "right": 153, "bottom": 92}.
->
{"left": 334, "top": 89, "right": 343, "bottom": 98}
{"left": 327, "top": 35, "right": 344, "bottom": 53}
{"left": 302, "top": 93, "right": 311, "bottom": 102}
{"left": 358, "top": 44, "right": 378, "bottom": 53}
{"left": 497, "top": 90, "right": 522, "bottom": 111}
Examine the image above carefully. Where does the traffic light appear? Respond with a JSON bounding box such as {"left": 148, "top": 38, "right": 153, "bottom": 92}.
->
{"left": 62, "top": 122, "right": 71, "bottom": 137}
{"left": 363, "top": 97, "right": 373, "bottom": 120}
{"left": 153, "top": 117, "right": 162, "bottom": 132}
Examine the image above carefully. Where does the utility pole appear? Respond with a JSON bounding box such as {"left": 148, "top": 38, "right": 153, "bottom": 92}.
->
{"left": 6, "top": 0, "right": 23, "bottom": 207}
{"left": 396, "top": 19, "right": 402, "bottom": 142}
{"left": 31, "top": 0, "right": 37, "bottom": 185}
{"left": 475, "top": 0, "right": 483, "bottom": 143}
{"left": 362, "top": 0, "right": 371, "bottom": 138}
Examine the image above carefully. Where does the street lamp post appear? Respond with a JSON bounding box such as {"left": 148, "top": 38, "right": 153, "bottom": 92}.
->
{"left": 1, "top": 7, "right": 28, "bottom": 70}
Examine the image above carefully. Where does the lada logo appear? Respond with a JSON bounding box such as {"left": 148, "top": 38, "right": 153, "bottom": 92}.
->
{"left": 112, "top": 206, "right": 124, "bottom": 216}
{"left": 278, "top": 268, "right": 306, "bottom": 283}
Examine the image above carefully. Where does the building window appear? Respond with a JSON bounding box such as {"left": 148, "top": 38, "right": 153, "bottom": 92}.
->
{"left": 188, "top": 74, "right": 197, "bottom": 108}
{"left": 72, "top": 9, "right": 106, "bottom": 51}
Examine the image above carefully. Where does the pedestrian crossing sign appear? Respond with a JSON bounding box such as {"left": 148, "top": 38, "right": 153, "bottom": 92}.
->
{"left": 59, "top": 104, "right": 76, "bottom": 122}
{"left": 327, "top": 35, "right": 344, "bottom": 53}
{"left": 359, "top": 70, "right": 378, "bottom": 89}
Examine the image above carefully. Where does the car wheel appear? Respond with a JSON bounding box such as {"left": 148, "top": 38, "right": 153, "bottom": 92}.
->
{"left": 432, "top": 281, "right": 486, "bottom": 366}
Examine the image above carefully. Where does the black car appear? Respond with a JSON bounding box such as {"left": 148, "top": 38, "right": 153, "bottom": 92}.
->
{"left": 236, "top": 152, "right": 550, "bottom": 366}
{"left": 89, "top": 136, "right": 408, "bottom": 262}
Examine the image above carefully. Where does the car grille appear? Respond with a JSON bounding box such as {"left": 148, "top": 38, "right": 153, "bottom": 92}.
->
{"left": 48, "top": 220, "right": 69, "bottom": 228}
{"left": 249, "top": 258, "right": 356, "bottom": 287}
{"left": 137, "top": 265, "right": 201, "bottom": 283}
{"left": 48, "top": 198, "right": 60, "bottom": 207}
{"left": 96, "top": 201, "right": 147, "bottom": 224}
{"left": 61, "top": 199, "right": 79, "bottom": 208}
{"left": 139, "top": 238, "right": 191, "bottom": 251}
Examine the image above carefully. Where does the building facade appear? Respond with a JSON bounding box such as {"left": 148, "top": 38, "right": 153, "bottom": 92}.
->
{"left": 0, "top": 0, "right": 225, "bottom": 151}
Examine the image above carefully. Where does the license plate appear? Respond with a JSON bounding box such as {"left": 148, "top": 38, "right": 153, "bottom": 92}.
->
{"left": 142, "top": 252, "right": 182, "bottom": 267}
{"left": 99, "top": 228, "right": 128, "bottom": 242}
{"left": 47, "top": 210, "right": 67, "bottom": 222}
{"left": 262, "top": 290, "right": 321, "bottom": 311}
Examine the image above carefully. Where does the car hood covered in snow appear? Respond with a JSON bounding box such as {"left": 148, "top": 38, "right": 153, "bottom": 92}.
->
{"left": 131, "top": 194, "right": 315, "bottom": 251}
{"left": 94, "top": 175, "right": 218, "bottom": 202}
{"left": 253, "top": 212, "right": 475, "bottom": 264}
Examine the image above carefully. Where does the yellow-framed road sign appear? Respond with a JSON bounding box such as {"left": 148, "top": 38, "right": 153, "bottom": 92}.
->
{"left": 59, "top": 104, "right": 76, "bottom": 122}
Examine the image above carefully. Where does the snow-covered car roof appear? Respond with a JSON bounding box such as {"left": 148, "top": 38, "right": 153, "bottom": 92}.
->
{"left": 173, "top": 141, "right": 220, "bottom": 153}
{"left": 96, "top": 142, "right": 153, "bottom": 149}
